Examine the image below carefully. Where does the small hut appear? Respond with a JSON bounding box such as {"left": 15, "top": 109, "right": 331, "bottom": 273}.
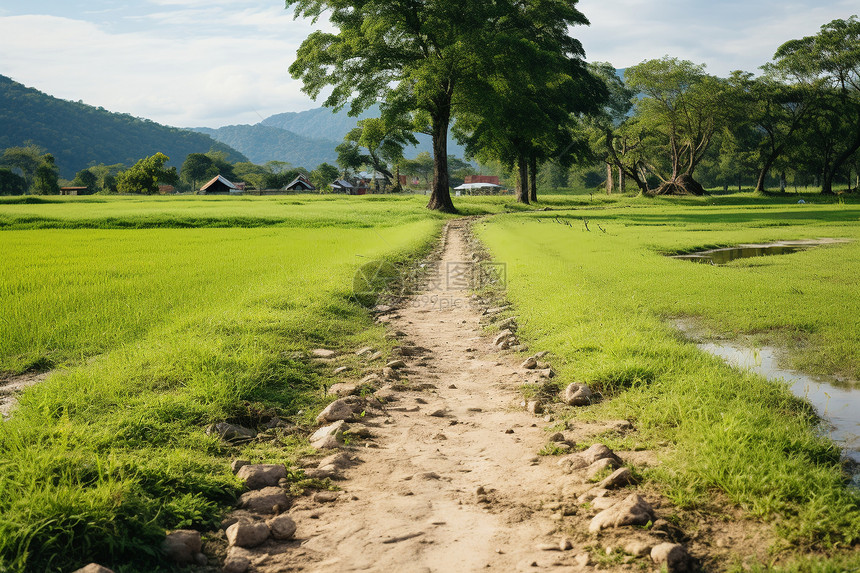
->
{"left": 284, "top": 175, "right": 315, "bottom": 192}
{"left": 330, "top": 179, "right": 354, "bottom": 194}
{"left": 199, "top": 175, "right": 240, "bottom": 195}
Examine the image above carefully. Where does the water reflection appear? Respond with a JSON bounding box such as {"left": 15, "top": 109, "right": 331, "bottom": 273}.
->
{"left": 698, "top": 341, "right": 860, "bottom": 486}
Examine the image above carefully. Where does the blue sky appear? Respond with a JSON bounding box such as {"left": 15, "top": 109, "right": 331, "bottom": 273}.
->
{"left": 0, "top": 1, "right": 856, "bottom": 128}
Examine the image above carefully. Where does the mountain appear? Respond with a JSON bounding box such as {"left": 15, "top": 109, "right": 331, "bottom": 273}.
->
{"left": 0, "top": 74, "right": 247, "bottom": 178}
{"left": 193, "top": 105, "right": 469, "bottom": 170}
{"left": 192, "top": 124, "right": 339, "bottom": 168}
{"left": 261, "top": 105, "right": 380, "bottom": 142}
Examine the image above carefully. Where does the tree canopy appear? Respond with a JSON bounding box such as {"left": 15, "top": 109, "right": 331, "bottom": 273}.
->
{"left": 116, "top": 153, "right": 178, "bottom": 195}
{"left": 288, "top": 0, "right": 599, "bottom": 211}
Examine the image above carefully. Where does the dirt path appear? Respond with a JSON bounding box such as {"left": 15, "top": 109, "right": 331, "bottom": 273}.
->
{"left": 225, "top": 220, "right": 770, "bottom": 572}
{"left": 0, "top": 371, "right": 49, "bottom": 420}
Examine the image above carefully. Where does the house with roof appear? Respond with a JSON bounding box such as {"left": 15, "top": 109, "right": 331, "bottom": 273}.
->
{"left": 330, "top": 179, "right": 354, "bottom": 194}
{"left": 284, "top": 174, "right": 315, "bottom": 192}
{"left": 199, "top": 174, "right": 241, "bottom": 195}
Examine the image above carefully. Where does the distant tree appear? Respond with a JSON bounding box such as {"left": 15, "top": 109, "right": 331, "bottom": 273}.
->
{"left": 31, "top": 154, "right": 60, "bottom": 195}
{"left": 0, "top": 168, "right": 27, "bottom": 195}
{"left": 205, "top": 150, "right": 237, "bottom": 182}
{"left": 87, "top": 163, "right": 124, "bottom": 194}
{"left": 337, "top": 116, "right": 418, "bottom": 184}
{"left": 116, "top": 153, "right": 178, "bottom": 195}
{"left": 585, "top": 63, "right": 650, "bottom": 194}
{"left": 233, "top": 162, "right": 270, "bottom": 190}
{"left": 402, "top": 152, "right": 434, "bottom": 188}
{"left": 0, "top": 143, "right": 48, "bottom": 187}
{"left": 310, "top": 162, "right": 340, "bottom": 191}
{"left": 263, "top": 160, "right": 293, "bottom": 174}
{"left": 72, "top": 169, "right": 98, "bottom": 194}
{"left": 772, "top": 16, "right": 860, "bottom": 193}
{"left": 180, "top": 153, "right": 216, "bottom": 190}
{"left": 626, "top": 57, "right": 733, "bottom": 195}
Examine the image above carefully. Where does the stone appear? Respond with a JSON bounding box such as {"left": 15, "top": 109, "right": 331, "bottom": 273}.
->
{"left": 559, "top": 538, "right": 573, "bottom": 551}
{"left": 575, "top": 553, "right": 591, "bottom": 567}
{"left": 580, "top": 443, "right": 621, "bottom": 465}
{"left": 382, "top": 367, "right": 399, "bottom": 380}
{"left": 534, "top": 350, "right": 549, "bottom": 359}
{"left": 237, "top": 487, "right": 290, "bottom": 514}
{"left": 591, "top": 496, "right": 616, "bottom": 511}
{"left": 355, "top": 346, "right": 374, "bottom": 356}
{"left": 345, "top": 424, "right": 374, "bottom": 438}
{"left": 231, "top": 459, "right": 250, "bottom": 474}
{"left": 651, "top": 543, "right": 691, "bottom": 571}
{"left": 526, "top": 400, "right": 543, "bottom": 415}
{"left": 360, "top": 373, "right": 381, "bottom": 385}
{"left": 310, "top": 420, "right": 347, "bottom": 449}
{"left": 549, "top": 432, "right": 566, "bottom": 443}
{"left": 374, "top": 386, "right": 396, "bottom": 401}
{"left": 368, "top": 351, "right": 383, "bottom": 361}
{"left": 236, "top": 464, "right": 287, "bottom": 490}
{"left": 226, "top": 521, "right": 270, "bottom": 548}
{"left": 266, "top": 514, "right": 297, "bottom": 540}
{"left": 314, "top": 491, "right": 339, "bottom": 503}
{"left": 205, "top": 423, "right": 256, "bottom": 442}
{"left": 305, "top": 466, "right": 338, "bottom": 479}
{"left": 385, "top": 359, "right": 406, "bottom": 369}
{"left": 588, "top": 494, "right": 655, "bottom": 533}
{"left": 625, "top": 541, "right": 652, "bottom": 557}
{"left": 562, "top": 383, "right": 592, "bottom": 406}
{"left": 312, "top": 348, "right": 336, "bottom": 359}
{"left": 492, "top": 329, "right": 513, "bottom": 346}
{"left": 585, "top": 457, "right": 621, "bottom": 481}
{"left": 161, "top": 529, "right": 201, "bottom": 565}
{"left": 497, "top": 316, "right": 518, "bottom": 330}
{"left": 222, "top": 556, "right": 251, "bottom": 573}
{"left": 537, "top": 368, "right": 555, "bottom": 379}
{"left": 333, "top": 366, "right": 349, "bottom": 375}
{"left": 316, "top": 399, "right": 354, "bottom": 424}
{"left": 557, "top": 455, "right": 588, "bottom": 471}
{"left": 328, "top": 383, "right": 359, "bottom": 397}
{"left": 427, "top": 409, "right": 447, "bottom": 417}
{"left": 72, "top": 565, "right": 115, "bottom": 573}
{"left": 598, "top": 467, "right": 635, "bottom": 490}
{"left": 194, "top": 553, "right": 208, "bottom": 566}
{"left": 536, "top": 543, "right": 560, "bottom": 551}
{"left": 520, "top": 357, "right": 537, "bottom": 369}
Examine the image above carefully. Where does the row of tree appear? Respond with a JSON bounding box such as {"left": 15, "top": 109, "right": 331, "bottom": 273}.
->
{"left": 588, "top": 17, "right": 860, "bottom": 197}
{"left": 287, "top": 2, "right": 859, "bottom": 208}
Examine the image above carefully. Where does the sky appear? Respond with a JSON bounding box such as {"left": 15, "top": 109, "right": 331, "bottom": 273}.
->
{"left": 0, "top": 0, "right": 856, "bottom": 128}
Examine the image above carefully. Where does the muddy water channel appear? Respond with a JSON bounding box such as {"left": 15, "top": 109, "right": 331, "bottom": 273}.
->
{"left": 694, "top": 339, "right": 860, "bottom": 486}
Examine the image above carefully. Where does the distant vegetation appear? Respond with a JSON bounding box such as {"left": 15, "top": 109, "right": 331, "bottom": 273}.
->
{"left": 0, "top": 74, "right": 247, "bottom": 178}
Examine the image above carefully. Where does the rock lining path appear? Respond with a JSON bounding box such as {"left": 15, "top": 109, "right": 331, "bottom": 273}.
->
{"left": 221, "top": 220, "right": 770, "bottom": 572}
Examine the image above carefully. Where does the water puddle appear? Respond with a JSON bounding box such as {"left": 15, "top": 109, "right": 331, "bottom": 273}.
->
{"left": 696, "top": 341, "right": 860, "bottom": 486}
{"left": 672, "top": 238, "right": 850, "bottom": 265}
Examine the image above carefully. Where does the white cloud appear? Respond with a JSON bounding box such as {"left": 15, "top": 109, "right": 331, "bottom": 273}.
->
{"left": 0, "top": 7, "right": 326, "bottom": 127}
{"left": 0, "top": 1, "right": 856, "bottom": 129}
{"left": 575, "top": 0, "right": 858, "bottom": 74}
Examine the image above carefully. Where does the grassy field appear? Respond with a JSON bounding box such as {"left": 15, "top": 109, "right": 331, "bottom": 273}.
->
{"left": 476, "top": 196, "right": 860, "bottom": 565}
{"left": 2, "top": 192, "right": 859, "bottom": 571}
{"left": 0, "top": 196, "right": 446, "bottom": 572}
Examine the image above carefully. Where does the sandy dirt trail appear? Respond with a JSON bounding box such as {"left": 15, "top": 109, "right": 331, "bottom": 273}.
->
{"left": 277, "top": 219, "right": 603, "bottom": 572}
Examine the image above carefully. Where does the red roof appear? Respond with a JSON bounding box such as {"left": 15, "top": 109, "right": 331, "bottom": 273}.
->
{"left": 465, "top": 175, "right": 500, "bottom": 185}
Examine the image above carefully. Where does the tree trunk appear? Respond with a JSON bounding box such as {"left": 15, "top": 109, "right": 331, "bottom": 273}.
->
{"left": 516, "top": 153, "right": 529, "bottom": 204}
{"left": 605, "top": 163, "right": 613, "bottom": 195}
{"left": 780, "top": 172, "right": 786, "bottom": 192}
{"left": 755, "top": 149, "right": 782, "bottom": 193}
{"left": 426, "top": 110, "right": 456, "bottom": 212}
{"left": 618, "top": 166, "right": 625, "bottom": 194}
{"left": 529, "top": 155, "right": 537, "bottom": 202}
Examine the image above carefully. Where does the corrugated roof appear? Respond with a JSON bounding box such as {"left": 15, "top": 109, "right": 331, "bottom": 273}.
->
{"left": 200, "top": 174, "right": 238, "bottom": 191}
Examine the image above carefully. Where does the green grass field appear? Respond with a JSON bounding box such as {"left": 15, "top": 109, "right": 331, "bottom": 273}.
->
{"left": 1, "top": 192, "right": 859, "bottom": 571}
{"left": 476, "top": 197, "right": 860, "bottom": 560}
{"left": 0, "top": 196, "right": 445, "bottom": 572}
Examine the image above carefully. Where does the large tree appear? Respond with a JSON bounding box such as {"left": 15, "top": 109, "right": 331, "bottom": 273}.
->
{"left": 772, "top": 16, "right": 860, "bottom": 194}
{"left": 287, "top": 0, "right": 597, "bottom": 211}
{"left": 453, "top": 1, "right": 604, "bottom": 204}
{"left": 626, "top": 57, "right": 732, "bottom": 195}
{"left": 116, "top": 153, "right": 178, "bottom": 195}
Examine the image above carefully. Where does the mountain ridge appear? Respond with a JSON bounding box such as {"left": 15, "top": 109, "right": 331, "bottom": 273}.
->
{"left": 0, "top": 74, "right": 247, "bottom": 178}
